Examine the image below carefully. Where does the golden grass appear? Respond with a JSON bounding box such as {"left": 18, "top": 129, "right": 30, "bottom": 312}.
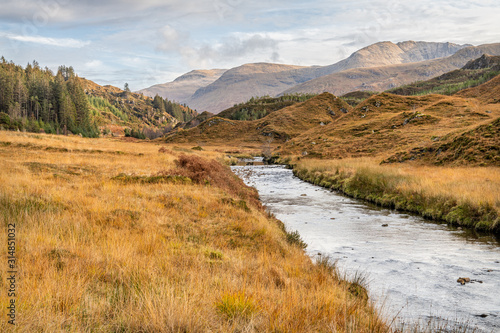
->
{"left": 0, "top": 131, "right": 387, "bottom": 332}
{"left": 293, "top": 157, "right": 500, "bottom": 232}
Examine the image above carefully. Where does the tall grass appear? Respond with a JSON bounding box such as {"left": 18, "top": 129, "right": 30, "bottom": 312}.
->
{"left": 0, "top": 131, "right": 388, "bottom": 332}
{"left": 293, "top": 158, "right": 500, "bottom": 233}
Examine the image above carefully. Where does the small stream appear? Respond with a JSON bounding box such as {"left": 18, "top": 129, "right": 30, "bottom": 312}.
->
{"left": 232, "top": 164, "right": 500, "bottom": 332}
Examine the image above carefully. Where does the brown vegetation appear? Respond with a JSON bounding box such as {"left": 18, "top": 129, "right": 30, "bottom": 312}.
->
{"left": 0, "top": 131, "right": 388, "bottom": 332}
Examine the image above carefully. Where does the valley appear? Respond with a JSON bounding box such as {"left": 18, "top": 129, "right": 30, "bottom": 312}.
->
{"left": 1, "top": 40, "right": 499, "bottom": 332}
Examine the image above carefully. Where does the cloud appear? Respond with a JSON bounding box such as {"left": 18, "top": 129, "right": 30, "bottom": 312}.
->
{"left": 0, "top": 32, "right": 90, "bottom": 48}
{"left": 157, "top": 25, "right": 188, "bottom": 52}
{"left": 1, "top": 0, "right": 500, "bottom": 91}
{"left": 157, "top": 27, "right": 280, "bottom": 67}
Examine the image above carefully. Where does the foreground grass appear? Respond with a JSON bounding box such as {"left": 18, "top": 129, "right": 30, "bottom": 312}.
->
{"left": 0, "top": 131, "right": 387, "bottom": 332}
{"left": 291, "top": 157, "right": 500, "bottom": 234}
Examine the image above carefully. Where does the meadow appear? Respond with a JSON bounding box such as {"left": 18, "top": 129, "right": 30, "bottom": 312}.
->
{"left": 0, "top": 131, "right": 387, "bottom": 332}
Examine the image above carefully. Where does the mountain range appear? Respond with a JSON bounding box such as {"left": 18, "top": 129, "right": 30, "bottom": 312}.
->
{"left": 138, "top": 41, "right": 500, "bottom": 113}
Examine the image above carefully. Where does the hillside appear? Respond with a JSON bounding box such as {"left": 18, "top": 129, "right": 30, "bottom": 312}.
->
{"left": 137, "top": 69, "right": 227, "bottom": 103}
{"left": 387, "top": 54, "right": 500, "bottom": 96}
{"left": 382, "top": 116, "right": 500, "bottom": 166}
{"left": 217, "top": 94, "right": 317, "bottom": 121}
{"left": 82, "top": 79, "right": 198, "bottom": 138}
{"left": 164, "top": 93, "right": 352, "bottom": 144}
{"left": 0, "top": 58, "right": 197, "bottom": 139}
{"left": 282, "top": 44, "right": 500, "bottom": 96}
{"left": 455, "top": 72, "right": 500, "bottom": 104}
{"left": 176, "top": 111, "right": 215, "bottom": 130}
{"left": 279, "top": 91, "right": 499, "bottom": 164}
{"left": 141, "top": 41, "right": 469, "bottom": 113}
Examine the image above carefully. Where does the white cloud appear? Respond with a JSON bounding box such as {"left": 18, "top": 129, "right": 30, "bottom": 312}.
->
{"left": 1, "top": 32, "right": 90, "bottom": 48}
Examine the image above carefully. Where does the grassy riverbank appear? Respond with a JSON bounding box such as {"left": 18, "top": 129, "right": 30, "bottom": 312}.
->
{"left": 290, "top": 157, "right": 499, "bottom": 234}
{"left": 0, "top": 131, "right": 388, "bottom": 332}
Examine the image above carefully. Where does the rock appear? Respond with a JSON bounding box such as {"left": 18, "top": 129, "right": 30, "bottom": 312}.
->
{"left": 457, "top": 277, "right": 471, "bottom": 285}
{"left": 381, "top": 224, "right": 389, "bottom": 227}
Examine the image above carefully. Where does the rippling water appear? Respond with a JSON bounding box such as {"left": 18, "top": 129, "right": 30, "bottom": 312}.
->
{"left": 232, "top": 164, "right": 500, "bottom": 332}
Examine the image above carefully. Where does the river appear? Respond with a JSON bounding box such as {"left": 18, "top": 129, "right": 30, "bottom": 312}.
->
{"left": 232, "top": 164, "right": 500, "bottom": 332}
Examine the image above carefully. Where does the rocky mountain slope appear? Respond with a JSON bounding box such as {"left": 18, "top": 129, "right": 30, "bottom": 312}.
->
{"left": 282, "top": 43, "right": 500, "bottom": 96}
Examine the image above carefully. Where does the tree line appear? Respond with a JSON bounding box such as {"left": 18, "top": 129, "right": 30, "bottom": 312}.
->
{"left": 0, "top": 58, "right": 99, "bottom": 137}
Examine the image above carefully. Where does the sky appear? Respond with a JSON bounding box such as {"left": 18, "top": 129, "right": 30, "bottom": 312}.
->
{"left": 0, "top": 0, "right": 499, "bottom": 91}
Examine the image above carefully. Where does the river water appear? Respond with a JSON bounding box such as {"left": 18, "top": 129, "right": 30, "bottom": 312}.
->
{"left": 232, "top": 164, "right": 500, "bottom": 332}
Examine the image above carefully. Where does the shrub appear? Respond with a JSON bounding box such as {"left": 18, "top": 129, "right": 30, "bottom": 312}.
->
{"left": 285, "top": 230, "right": 307, "bottom": 249}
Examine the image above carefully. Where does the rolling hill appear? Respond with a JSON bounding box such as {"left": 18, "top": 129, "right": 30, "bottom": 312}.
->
{"left": 163, "top": 93, "right": 352, "bottom": 144}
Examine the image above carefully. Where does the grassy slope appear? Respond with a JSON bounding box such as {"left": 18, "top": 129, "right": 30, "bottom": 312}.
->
{"left": 0, "top": 131, "right": 387, "bottom": 332}
{"left": 164, "top": 92, "right": 352, "bottom": 144}
{"left": 282, "top": 93, "right": 498, "bottom": 163}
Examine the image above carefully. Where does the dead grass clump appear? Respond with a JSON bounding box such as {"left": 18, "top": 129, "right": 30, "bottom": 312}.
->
{"left": 164, "top": 154, "right": 261, "bottom": 208}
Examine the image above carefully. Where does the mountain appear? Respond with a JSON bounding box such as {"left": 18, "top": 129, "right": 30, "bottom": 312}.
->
{"left": 184, "top": 63, "right": 310, "bottom": 113}
{"left": 282, "top": 43, "right": 500, "bottom": 96}
{"left": 137, "top": 69, "right": 227, "bottom": 104}
{"left": 140, "top": 41, "right": 469, "bottom": 113}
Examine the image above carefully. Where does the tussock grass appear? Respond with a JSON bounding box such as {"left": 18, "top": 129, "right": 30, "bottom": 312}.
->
{"left": 293, "top": 157, "right": 500, "bottom": 233}
{"left": 0, "top": 131, "right": 388, "bottom": 332}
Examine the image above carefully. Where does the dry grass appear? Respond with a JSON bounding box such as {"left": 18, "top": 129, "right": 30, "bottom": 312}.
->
{"left": 293, "top": 157, "right": 500, "bottom": 233}
{"left": 0, "top": 131, "right": 388, "bottom": 332}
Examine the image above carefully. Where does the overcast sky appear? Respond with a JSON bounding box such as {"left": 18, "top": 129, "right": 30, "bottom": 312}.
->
{"left": 1, "top": 0, "right": 499, "bottom": 91}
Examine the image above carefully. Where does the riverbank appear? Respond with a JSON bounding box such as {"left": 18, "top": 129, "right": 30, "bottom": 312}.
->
{"left": 0, "top": 131, "right": 387, "bottom": 332}
{"left": 282, "top": 157, "right": 499, "bottom": 235}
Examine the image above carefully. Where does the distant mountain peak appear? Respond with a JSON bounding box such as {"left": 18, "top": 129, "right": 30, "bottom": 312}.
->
{"left": 173, "top": 69, "right": 227, "bottom": 83}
